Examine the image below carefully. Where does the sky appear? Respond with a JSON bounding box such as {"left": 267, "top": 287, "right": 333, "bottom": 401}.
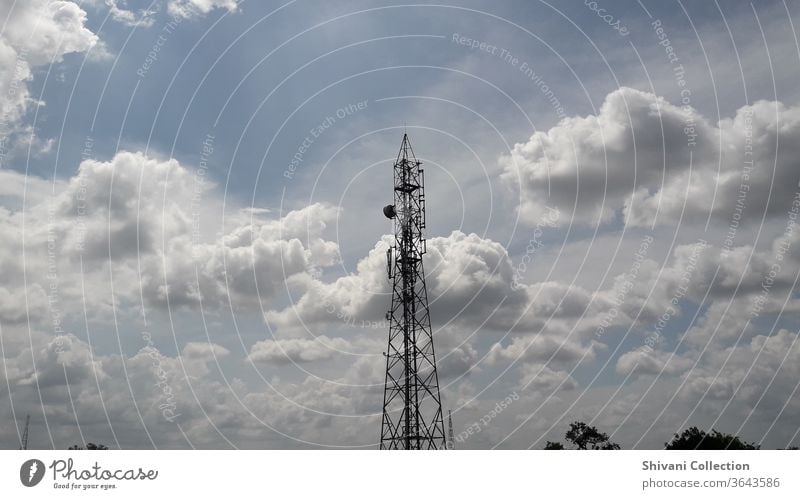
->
{"left": 1, "top": 0, "right": 800, "bottom": 449}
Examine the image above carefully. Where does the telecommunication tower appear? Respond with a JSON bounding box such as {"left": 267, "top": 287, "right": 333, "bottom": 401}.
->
{"left": 380, "top": 134, "right": 446, "bottom": 450}
{"left": 20, "top": 414, "right": 30, "bottom": 450}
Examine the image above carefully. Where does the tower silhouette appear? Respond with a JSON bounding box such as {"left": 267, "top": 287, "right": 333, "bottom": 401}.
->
{"left": 380, "top": 133, "right": 446, "bottom": 450}
{"left": 19, "top": 414, "right": 30, "bottom": 450}
{"left": 447, "top": 410, "right": 455, "bottom": 450}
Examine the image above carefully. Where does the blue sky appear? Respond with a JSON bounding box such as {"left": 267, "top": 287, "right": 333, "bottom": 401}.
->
{"left": 3, "top": 0, "right": 800, "bottom": 450}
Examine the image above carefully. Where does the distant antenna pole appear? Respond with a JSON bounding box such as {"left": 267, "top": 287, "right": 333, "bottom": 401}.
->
{"left": 380, "top": 133, "right": 446, "bottom": 450}
{"left": 447, "top": 410, "right": 455, "bottom": 450}
{"left": 20, "top": 414, "right": 30, "bottom": 450}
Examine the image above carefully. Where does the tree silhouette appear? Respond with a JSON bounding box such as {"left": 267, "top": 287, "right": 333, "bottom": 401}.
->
{"left": 665, "top": 427, "right": 758, "bottom": 450}
{"left": 565, "top": 422, "right": 620, "bottom": 450}
{"left": 68, "top": 443, "right": 108, "bottom": 450}
{"left": 543, "top": 421, "right": 620, "bottom": 450}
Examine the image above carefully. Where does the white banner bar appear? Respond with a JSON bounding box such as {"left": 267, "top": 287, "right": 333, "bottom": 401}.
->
{"left": 1, "top": 450, "right": 798, "bottom": 497}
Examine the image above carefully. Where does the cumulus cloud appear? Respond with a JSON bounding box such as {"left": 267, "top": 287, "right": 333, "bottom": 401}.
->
{"left": 2, "top": 1, "right": 800, "bottom": 452}
{"left": 0, "top": 149, "right": 361, "bottom": 446}
{"left": 0, "top": 1, "right": 98, "bottom": 67}
{"left": 104, "top": 0, "right": 156, "bottom": 28}
{"left": 0, "top": 284, "right": 48, "bottom": 324}
{"left": 167, "top": 0, "right": 238, "bottom": 19}
{"left": 19, "top": 333, "right": 107, "bottom": 389}
{"left": 182, "top": 341, "right": 230, "bottom": 360}
{"left": 487, "top": 334, "right": 600, "bottom": 368}
{"left": 3, "top": 151, "right": 799, "bottom": 448}
{"left": 3, "top": 127, "right": 800, "bottom": 450}
{"left": 616, "top": 348, "right": 693, "bottom": 378}
{"left": 518, "top": 363, "right": 577, "bottom": 393}
{"left": 265, "top": 228, "right": 631, "bottom": 390}
{"left": 0, "top": 322, "right": 387, "bottom": 449}
{"left": 663, "top": 328, "right": 800, "bottom": 442}
{"left": 0, "top": 149, "right": 343, "bottom": 328}
{"left": 266, "top": 230, "right": 530, "bottom": 334}
{"left": 0, "top": 1, "right": 98, "bottom": 161}
{"left": 247, "top": 336, "right": 352, "bottom": 365}
{"left": 502, "top": 87, "right": 800, "bottom": 228}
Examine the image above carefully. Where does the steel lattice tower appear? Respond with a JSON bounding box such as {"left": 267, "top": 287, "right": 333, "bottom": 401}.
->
{"left": 19, "top": 414, "right": 30, "bottom": 450}
{"left": 380, "top": 133, "right": 446, "bottom": 450}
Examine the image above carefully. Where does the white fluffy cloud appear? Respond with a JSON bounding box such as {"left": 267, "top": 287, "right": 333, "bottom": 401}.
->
{"left": 487, "top": 334, "right": 600, "bottom": 367}
{"left": 2, "top": 2, "right": 800, "bottom": 452}
{"left": 167, "top": 0, "right": 238, "bottom": 19}
{"left": 4, "top": 146, "right": 800, "bottom": 448}
{"left": 502, "top": 87, "right": 800, "bottom": 228}
{"left": 0, "top": 1, "right": 97, "bottom": 127}
{"left": 0, "top": 1, "right": 98, "bottom": 66}
{"left": 104, "top": 0, "right": 156, "bottom": 27}
{"left": 266, "top": 230, "right": 530, "bottom": 334}
{"left": 0, "top": 149, "right": 342, "bottom": 328}
{"left": 616, "top": 348, "right": 693, "bottom": 378}
{"left": 0, "top": 149, "right": 390, "bottom": 447}
{"left": 682, "top": 329, "right": 800, "bottom": 410}
{"left": 247, "top": 336, "right": 352, "bottom": 365}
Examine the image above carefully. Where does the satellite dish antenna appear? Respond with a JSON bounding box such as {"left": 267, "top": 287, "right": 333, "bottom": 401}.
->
{"left": 383, "top": 204, "right": 396, "bottom": 219}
